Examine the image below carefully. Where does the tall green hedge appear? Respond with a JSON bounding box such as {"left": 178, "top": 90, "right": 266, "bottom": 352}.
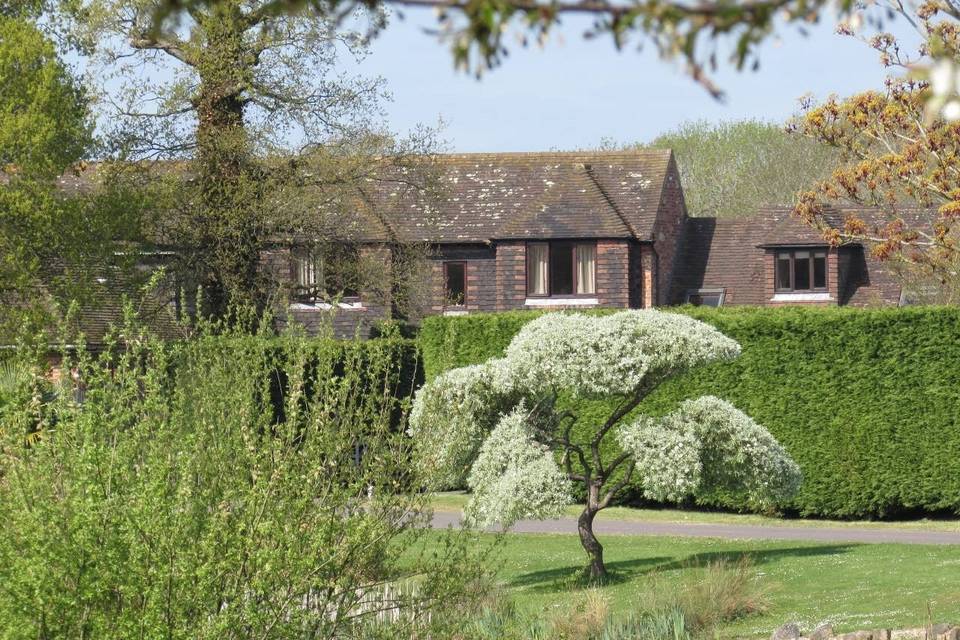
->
{"left": 418, "top": 307, "right": 960, "bottom": 519}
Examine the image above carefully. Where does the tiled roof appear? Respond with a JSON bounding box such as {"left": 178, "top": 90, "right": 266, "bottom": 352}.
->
{"left": 370, "top": 150, "right": 674, "bottom": 243}
{"left": 2, "top": 266, "right": 188, "bottom": 349}
{"left": 756, "top": 205, "right": 939, "bottom": 247}
{"left": 10, "top": 150, "right": 675, "bottom": 245}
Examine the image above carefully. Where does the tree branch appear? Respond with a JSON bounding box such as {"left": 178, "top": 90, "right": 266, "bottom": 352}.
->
{"left": 598, "top": 460, "right": 635, "bottom": 510}
{"left": 129, "top": 34, "right": 196, "bottom": 67}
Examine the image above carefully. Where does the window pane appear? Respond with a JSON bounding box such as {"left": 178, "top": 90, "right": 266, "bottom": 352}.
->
{"left": 794, "top": 253, "right": 811, "bottom": 290}
{"left": 776, "top": 254, "right": 792, "bottom": 290}
{"left": 527, "top": 244, "right": 548, "bottom": 295}
{"left": 813, "top": 253, "right": 826, "bottom": 289}
{"left": 322, "top": 244, "right": 361, "bottom": 298}
{"left": 575, "top": 244, "right": 596, "bottom": 294}
{"left": 296, "top": 253, "right": 316, "bottom": 288}
{"left": 550, "top": 244, "right": 574, "bottom": 295}
{"left": 444, "top": 262, "right": 466, "bottom": 306}
{"left": 687, "top": 291, "right": 723, "bottom": 307}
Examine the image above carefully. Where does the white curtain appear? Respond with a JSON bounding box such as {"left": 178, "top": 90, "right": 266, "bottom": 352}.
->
{"left": 527, "top": 244, "right": 548, "bottom": 295}
{"left": 296, "top": 253, "right": 316, "bottom": 288}
{"left": 576, "top": 244, "right": 596, "bottom": 294}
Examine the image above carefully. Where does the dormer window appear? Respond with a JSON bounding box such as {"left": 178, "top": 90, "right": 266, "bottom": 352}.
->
{"left": 775, "top": 249, "right": 827, "bottom": 292}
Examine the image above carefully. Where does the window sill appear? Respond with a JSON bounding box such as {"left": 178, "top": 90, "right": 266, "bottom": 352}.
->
{"left": 771, "top": 292, "right": 833, "bottom": 303}
{"left": 443, "top": 308, "right": 469, "bottom": 316}
{"left": 525, "top": 297, "right": 599, "bottom": 307}
{"left": 289, "top": 301, "right": 365, "bottom": 311}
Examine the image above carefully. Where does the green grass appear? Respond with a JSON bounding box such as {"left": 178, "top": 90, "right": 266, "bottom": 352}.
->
{"left": 452, "top": 530, "right": 960, "bottom": 638}
{"left": 431, "top": 492, "right": 960, "bottom": 533}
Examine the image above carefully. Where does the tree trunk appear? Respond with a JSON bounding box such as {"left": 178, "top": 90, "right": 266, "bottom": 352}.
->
{"left": 578, "top": 481, "right": 606, "bottom": 580}
{"left": 191, "top": 0, "right": 261, "bottom": 317}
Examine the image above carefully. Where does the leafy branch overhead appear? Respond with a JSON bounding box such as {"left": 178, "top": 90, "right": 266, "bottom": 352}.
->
{"left": 150, "top": 0, "right": 854, "bottom": 98}
{"left": 791, "top": 0, "right": 960, "bottom": 290}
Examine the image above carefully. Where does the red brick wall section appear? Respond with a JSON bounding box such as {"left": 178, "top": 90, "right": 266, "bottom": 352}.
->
{"left": 640, "top": 245, "right": 656, "bottom": 308}
{"left": 651, "top": 155, "right": 688, "bottom": 306}
{"left": 839, "top": 246, "right": 903, "bottom": 306}
{"left": 495, "top": 241, "right": 527, "bottom": 310}
{"left": 427, "top": 245, "right": 498, "bottom": 313}
{"left": 595, "top": 240, "right": 630, "bottom": 308}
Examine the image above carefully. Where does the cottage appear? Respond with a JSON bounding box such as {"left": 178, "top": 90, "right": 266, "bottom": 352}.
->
{"left": 10, "top": 150, "right": 929, "bottom": 345}
{"left": 278, "top": 151, "right": 922, "bottom": 336}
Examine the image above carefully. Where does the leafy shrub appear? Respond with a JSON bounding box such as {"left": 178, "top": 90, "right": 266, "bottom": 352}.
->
{"left": 418, "top": 306, "right": 960, "bottom": 518}
{"left": 0, "top": 319, "right": 480, "bottom": 640}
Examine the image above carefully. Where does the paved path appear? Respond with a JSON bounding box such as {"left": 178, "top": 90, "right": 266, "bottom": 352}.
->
{"left": 431, "top": 511, "right": 960, "bottom": 545}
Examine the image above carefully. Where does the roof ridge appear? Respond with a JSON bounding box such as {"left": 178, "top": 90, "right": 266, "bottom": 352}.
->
{"left": 427, "top": 149, "right": 673, "bottom": 160}
{"left": 582, "top": 163, "right": 641, "bottom": 240}
{"left": 355, "top": 185, "right": 402, "bottom": 243}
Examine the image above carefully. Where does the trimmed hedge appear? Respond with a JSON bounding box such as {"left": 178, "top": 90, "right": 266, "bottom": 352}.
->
{"left": 418, "top": 306, "right": 960, "bottom": 519}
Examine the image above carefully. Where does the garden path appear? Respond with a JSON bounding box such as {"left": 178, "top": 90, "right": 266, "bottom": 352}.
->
{"left": 430, "top": 512, "right": 960, "bottom": 545}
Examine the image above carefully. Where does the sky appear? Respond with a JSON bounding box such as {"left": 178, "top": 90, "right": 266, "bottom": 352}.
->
{"left": 346, "top": 9, "right": 918, "bottom": 152}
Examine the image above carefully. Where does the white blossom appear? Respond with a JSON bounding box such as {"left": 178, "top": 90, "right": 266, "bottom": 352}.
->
{"left": 464, "top": 403, "right": 572, "bottom": 527}
{"left": 408, "top": 363, "right": 513, "bottom": 488}
{"left": 411, "top": 310, "right": 799, "bottom": 526}
{"left": 617, "top": 415, "right": 703, "bottom": 502}
{"left": 502, "top": 310, "right": 741, "bottom": 397}
{"left": 619, "top": 396, "right": 802, "bottom": 508}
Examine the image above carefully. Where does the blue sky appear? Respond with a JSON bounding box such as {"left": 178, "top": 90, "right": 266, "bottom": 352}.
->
{"left": 349, "top": 9, "right": 915, "bottom": 152}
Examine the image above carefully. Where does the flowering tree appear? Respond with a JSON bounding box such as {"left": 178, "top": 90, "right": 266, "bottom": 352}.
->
{"left": 791, "top": 0, "right": 960, "bottom": 292}
{"left": 410, "top": 310, "right": 801, "bottom": 580}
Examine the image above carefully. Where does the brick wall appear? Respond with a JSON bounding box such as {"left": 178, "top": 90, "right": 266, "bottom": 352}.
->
{"left": 640, "top": 245, "right": 657, "bottom": 308}
{"left": 595, "top": 240, "right": 630, "bottom": 307}
{"left": 651, "top": 155, "right": 687, "bottom": 306}
{"left": 427, "top": 244, "right": 497, "bottom": 313}
{"left": 839, "top": 245, "right": 903, "bottom": 306}
{"left": 495, "top": 241, "right": 527, "bottom": 310}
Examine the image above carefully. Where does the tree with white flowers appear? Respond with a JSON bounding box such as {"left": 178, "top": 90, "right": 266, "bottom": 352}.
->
{"left": 409, "top": 310, "right": 802, "bottom": 580}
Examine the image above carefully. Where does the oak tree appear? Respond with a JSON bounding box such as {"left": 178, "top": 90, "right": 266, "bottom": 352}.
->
{"left": 60, "top": 0, "right": 438, "bottom": 317}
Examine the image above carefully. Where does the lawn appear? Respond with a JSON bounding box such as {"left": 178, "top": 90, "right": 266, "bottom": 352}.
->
{"left": 431, "top": 492, "right": 960, "bottom": 533}
{"left": 454, "top": 529, "right": 960, "bottom": 638}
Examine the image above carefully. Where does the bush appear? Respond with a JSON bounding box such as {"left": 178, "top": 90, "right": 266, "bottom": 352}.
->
{"left": 0, "top": 320, "right": 481, "bottom": 640}
{"left": 418, "top": 306, "right": 960, "bottom": 519}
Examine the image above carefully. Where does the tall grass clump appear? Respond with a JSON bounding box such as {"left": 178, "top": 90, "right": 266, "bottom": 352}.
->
{"left": 0, "top": 310, "right": 487, "bottom": 639}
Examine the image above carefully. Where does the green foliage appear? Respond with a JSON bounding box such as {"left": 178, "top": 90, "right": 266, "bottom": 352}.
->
{"left": 636, "top": 120, "right": 839, "bottom": 217}
{"left": 0, "top": 16, "right": 89, "bottom": 177}
{"left": 0, "top": 319, "right": 487, "bottom": 639}
{"left": 0, "top": 16, "right": 137, "bottom": 340}
{"left": 419, "top": 306, "right": 960, "bottom": 519}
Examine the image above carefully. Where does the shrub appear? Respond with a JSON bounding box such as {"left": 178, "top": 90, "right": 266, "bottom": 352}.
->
{"left": 418, "top": 306, "right": 960, "bottom": 518}
{"left": 635, "top": 557, "right": 768, "bottom": 637}
{"left": 0, "top": 319, "right": 480, "bottom": 640}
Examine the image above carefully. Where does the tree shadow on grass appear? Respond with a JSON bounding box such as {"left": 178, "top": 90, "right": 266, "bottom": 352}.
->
{"left": 507, "top": 544, "right": 859, "bottom": 594}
